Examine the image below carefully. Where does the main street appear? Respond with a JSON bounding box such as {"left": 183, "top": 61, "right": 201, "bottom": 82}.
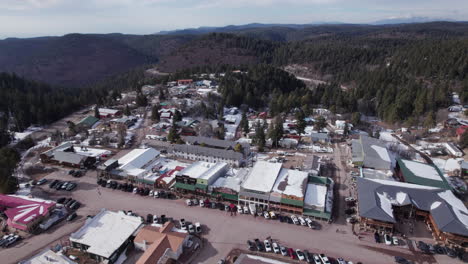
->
{"left": 0, "top": 167, "right": 454, "bottom": 264}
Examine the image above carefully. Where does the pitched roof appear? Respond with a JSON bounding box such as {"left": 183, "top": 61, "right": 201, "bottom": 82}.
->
{"left": 397, "top": 159, "right": 451, "bottom": 189}
{"left": 357, "top": 177, "right": 468, "bottom": 237}
{"left": 173, "top": 144, "right": 243, "bottom": 161}
{"left": 0, "top": 195, "right": 55, "bottom": 230}
{"left": 77, "top": 116, "right": 99, "bottom": 127}
{"left": 53, "top": 151, "right": 86, "bottom": 165}
{"left": 241, "top": 161, "right": 282, "bottom": 193}
{"left": 352, "top": 135, "right": 391, "bottom": 170}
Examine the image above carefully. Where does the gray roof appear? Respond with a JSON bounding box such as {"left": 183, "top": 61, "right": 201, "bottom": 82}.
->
{"left": 310, "top": 133, "right": 330, "bottom": 140}
{"left": 357, "top": 177, "right": 468, "bottom": 237}
{"left": 173, "top": 144, "right": 243, "bottom": 161}
{"left": 185, "top": 136, "right": 250, "bottom": 154}
{"left": 53, "top": 151, "right": 86, "bottom": 165}
{"left": 352, "top": 135, "right": 391, "bottom": 170}
{"left": 42, "top": 142, "right": 74, "bottom": 158}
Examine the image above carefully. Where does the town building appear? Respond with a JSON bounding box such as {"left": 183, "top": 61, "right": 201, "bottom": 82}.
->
{"left": 310, "top": 132, "right": 331, "bottom": 144}
{"left": 177, "top": 79, "right": 193, "bottom": 86}
{"left": 20, "top": 249, "right": 77, "bottom": 264}
{"left": 69, "top": 209, "right": 143, "bottom": 263}
{"left": 270, "top": 168, "right": 309, "bottom": 214}
{"left": 98, "top": 108, "right": 122, "bottom": 118}
{"left": 185, "top": 136, "right": 251, "bottom": 156}
{"left": 210, "top": 168, "right": 249, "bottom": 202}
{"left": 303, "top": 176, "right": 334, "bottom": 221}
{"left": 77, "top": 116, "right": 99, "bottom": 129}
{"left": 98, "top": 148, "right": 160, "bottom": 180}
{"left": 356, "top": 177, "right": 468, "bottom": 246}
{"left": 0, "top": 195, "right": 56, "bottom": 232}
{"left": 174, "top": 162, "right": 228, "bottom": 195}
{"left": 351, "top": 135, "right": 392, "bottom": 170}
{"left": 134, "top": 222, "right": 189, "bottom": 264}
{"left": 395, "top": 159, "right": 451, "bottom": 189}
{"left": 40, "top": 142, "right": 97, "bottom": 168}
{"left": 172, "top": 144, "right": 244, "bottom": 167}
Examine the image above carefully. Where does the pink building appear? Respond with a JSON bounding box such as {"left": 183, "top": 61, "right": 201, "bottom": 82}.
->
{"left": 0, "top": 195, "right": 55, "bottom": 232}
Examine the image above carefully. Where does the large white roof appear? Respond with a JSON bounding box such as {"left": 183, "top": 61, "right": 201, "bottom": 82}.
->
{"left": 70, "top": 209, "right": 142, "bottom": 258}
{"left": 118, "top": 148, "right": 160, "bottom": 171}
{"left": 242, "top": 161, "right": 282, "bottom": 193}
{"left": 401, "top": 159, "right": 443, "bottom": 181}
{"left": 304, "top": 183, "right": 327, "bottom": 208}
{"left": 178, "top": 161, "right": 214, "bottom": 179}
{"left": 272, "top": 169, "right": 308, "bottom": 198}
{"left": 22, "top": 249, "right": 77, "bottom": 264}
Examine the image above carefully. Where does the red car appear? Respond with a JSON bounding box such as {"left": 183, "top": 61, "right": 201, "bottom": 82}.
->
{"left": 287, "top": 248, "right": 295, "bottom": 259}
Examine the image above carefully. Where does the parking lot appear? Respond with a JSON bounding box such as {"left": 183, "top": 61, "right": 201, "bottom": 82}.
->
{"left": 0, "top": 165, "right": 458, "bottom": 264}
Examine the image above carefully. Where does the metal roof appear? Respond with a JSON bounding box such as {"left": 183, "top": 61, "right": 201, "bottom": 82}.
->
{"left": 397, "top": 159, "right": 450, "bottom": 189}
{"left": 352, "top": 135, "right": 391, "bottom": 170}
{"left": 357, "top": 177, "right": 468, "bottom": 237}
{"left": 173, "top": 144, "right": 243, "bottom": 161}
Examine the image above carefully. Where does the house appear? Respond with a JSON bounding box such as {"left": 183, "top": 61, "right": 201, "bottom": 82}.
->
{"left": 311, "top": 132, "right": 330, "bottom": 144}
{"left": 20, "top": 249, "right": 77, "bottom": 264}
{"left": 110, "top": 116, "right": 137, "bottom": 129}
{"left": 395, "top": 159, "right": 451, "bottom": 189}
{"left": 40, "top": 142, "right": 96, "bottom": 168}
{"left": 174, "top": 162, "right": 228, "bottom": 195}
{"left": 155, "top": 166, "right": 185, "bottom": 189}
{"left": 77, "top": 116, "right": 99, "bottom": 129}
{"left": 98, "top": 108, "right": 122, "bottom": 118}
{"left": 0, "top": 195, "right": 56, "bottom": 232}
{"left": 185, "top": 136, "right": 251, "bottom": 156}
{"left": 172, "top": 144, "right": 244, "bottom": 167}
{"left": 351, "top": 135, "right": 392, "bottom": 170}
{"left": 135, "top": 222, "right": 189, "bottom": 264}
{"left": 70, "top": 209, "right": 143, "bottom": 263}
{"left": 356, "top": 177, "right": 468, "bottom": 246}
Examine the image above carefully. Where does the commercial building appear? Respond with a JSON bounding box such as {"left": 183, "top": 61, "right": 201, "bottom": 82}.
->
{"left": 303, "top": 176, "right": 334, "bottom": 221}
{"left": 356, "top": 177, "right": 468, "bottom": 246}
{"left": 174, "top": 161, "right": 228, "bottom": 194}
{"left": 210, "top": 168, "right": 249, "bottom": 202}
{"left": 172, "top": 144, "right": 244, "bottom": 167}
{"left": 135, "top": 222, "right": 189, "bottom": 264}
{"left": 0, "top": 195, "right": 56, "bottom": 232}
{"left": 40, "top": 142, "right": 97, "bottom": 168}
{"left": 98, "top": 108, "right": 122, "bottom": 118}
{"left": 351, "top": 135, "right": 392, "bottom": 170}
{"left": 395, "top": 159, "right": 451, "bottom": 189}
{"left": 270, "top": 169, "right": 309, "bottom": 214}
{"left": 70, "top": 209, "right": 143, "bottom": 263}
{"left": 98, "top": 148, "right": 160, "bottom": 180}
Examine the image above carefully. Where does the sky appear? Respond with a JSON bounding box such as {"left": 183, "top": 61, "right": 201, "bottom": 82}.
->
{"left": 0, "top": 0, "right": 466, "bottom": 38}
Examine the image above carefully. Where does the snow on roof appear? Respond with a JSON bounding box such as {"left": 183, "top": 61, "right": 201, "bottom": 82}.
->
{"left": 241, "top": 161, "right": 282, "bottom": 193}
{"left": 22, "top": 249, "right": 77, "bottom": 264}
{"left": 72, "top": 147, "right": 111, "bottom": 158}
{"left": 272, "top": 169, "right": 308, "bottom": 198}
{"left": 118, "top": 148, "right": 160, "bottom": 171}
{"left": 238, "top": 254, "right": 289, "bottom": 264}
{"left": 371, "top": 145, "right": 391, "bottom": 162}
{"left": 212, "top": 168, "right": 249, "bottom": 192}
{"left": 199, "top": 162, "right": 228, "bottom": 180}
{"left": 369, "top": 178, "right": 439, "bottom": 190}
{"left": 98, "top": 108, "right": 120, "bottom": 115}
{"left": 70, "top": 209, "right": 142, "bottom": 258}
{"left": 438, "top": 190, "right": 468, "bottom": 230}
{"left": 304, "top": 183, "right": 327, "bottom": 208}
{"left": 401, "top": 159, "right": 443, "bottom": 181}
{"left": 0, "top": 195, "right": 55, "bottom": 228}
{"left": 395, "top": 192, "right": 411, "bottom": 205}
{"left": 377, "top": 192, "right": 394, "bottom": 219}
{"left": 178, "top": 161, "right": 214, "bottom": 179}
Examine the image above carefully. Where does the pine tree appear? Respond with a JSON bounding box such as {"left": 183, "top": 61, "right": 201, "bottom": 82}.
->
{"left": 173, "top": 110, "right": 182, "bottom": 122}
{"left": 254, "top": 121, "right": 266, "bottom": 152}
{"left": 240, "top": 113, "right": 249, "bottom": 135}
{"left": 314, "top": 116, "right": 327, "bottom": 132}
{"left": 124, "top": 104, "right": 131, "bottom": 116}
{"left": 94, "top": 105, "right": 100, "bottom": 119}
{"left": 295, "top": 110, "right": 306, "bottom": 136}
{"left": 151, "top": 105, "right": 160, "bottom": 122}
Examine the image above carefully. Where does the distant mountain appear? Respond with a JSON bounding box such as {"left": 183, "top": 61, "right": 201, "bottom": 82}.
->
{"left": 372, "top": 16, "right": 456, "bottom": 25}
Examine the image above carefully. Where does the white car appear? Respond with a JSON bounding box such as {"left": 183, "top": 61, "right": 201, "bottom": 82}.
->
{"left": 243, "top": 206, "right": 249, "bottom": 214}
{"left": 132, "top": 187, "right": 138, "bottom": 194}
{"left": 298, "top": 217, "right": 307, "bottom": 226}
{"left": 153, "top": 215, "right": 158, "bottom": 224}
{"left": 296, "top": 249, "right": 305, "bottom": 261}
{"left": 393, "top": 236, "right": 399, "bottom": 245}
{"left": 280, "top": 246, "right": 288, "bottom": 256}
{"left": 199, "top": 200, "right": 204, "bottom": 207}
{"left": 263, "top": 211, "right": 270, "bottom": 219}
{"left": 186, "top": 199, "right": 192, "bottom": 206}
{"left": 384, "top": 234, "right": 392, "bottom": 245}
{"left": 269, "top": 211, "right": 276, "bottom": 219}
{"left": 149, "top": 190, "right": 154, "bottom": 196}
{"left": 337, "top": 258, "right": 347, "bottom": 264}
{"left": 319, "top": 254, "right": 331, "bottom": 264}
{"left": 154, "top": 191, "right": 159, "bottom": 198}
{"left": 264, "top": 240, "right": 272, "bottom": 252}
{"left": 237, "top": 206, "right": 243, "bottom": 214}
{"left": 291, "top": 215, "right": 300, "bottom": 225}
{"left": 272, "top": 242, "right": 280, "bottom": 254}
{"left": 180, "top": 219, "right": 187, "bottom": 230}
{"left": 195, "top": 222, "right": 202, "bottom": 233}
{"left": 313, "top": 254, "right": 322, "bottom": 264}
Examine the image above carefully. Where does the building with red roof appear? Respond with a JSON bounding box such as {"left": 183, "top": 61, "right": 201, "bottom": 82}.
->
{"left": 0, "top": 195, "right": 56, "bottom": 232}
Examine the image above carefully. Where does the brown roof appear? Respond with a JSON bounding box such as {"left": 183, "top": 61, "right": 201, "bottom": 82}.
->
{"left": 135, "top": 223, "right": 187, "bottom": 264}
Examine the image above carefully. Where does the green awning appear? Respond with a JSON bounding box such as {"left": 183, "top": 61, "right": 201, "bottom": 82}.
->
{"left": 195, "top": 183, "right": 207, "bottom": 191}
{"left": 135, "top": 178, "right": 155, "bottom": 185}
{"left": 303, "top": 208, "right": 331, "bottom": 220}
{"left": 174, "top": 182, "right": 196, "bottom": 191}
{"left": 280, "top": 197, "right": 304, "bottom": 207}
{"left": 212, "top": 192, "right": 238, "bottom": 201}
{"left": 308, "top": 175, "right": 329, "bottom": 185}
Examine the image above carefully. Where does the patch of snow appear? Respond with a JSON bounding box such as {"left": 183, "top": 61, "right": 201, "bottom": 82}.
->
{"left": 438, "top": 190, "right": 468, "bottom": 229}
{"left": 402, "top": 160, "right": 443, "bottom": 181}
{"left": 371, "top": 145, "right": 391, "bottom": 162}
{"left": 377, "top": 192, "right": 394, "bottom": 218}
{"left": 304, "top": 183, "right": 327, "bottom": 208}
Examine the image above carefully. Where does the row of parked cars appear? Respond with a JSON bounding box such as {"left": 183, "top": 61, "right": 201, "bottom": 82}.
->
{"left": 416, "top": 240, "right": 462, "bottom": 258}
{"left": 56, "top": 197, "right": 81, "bottom": 211}
{"left": 48, "top": 180, "right": 77, "bottom": 191}
{"left": 178, "top": 218, "right": 202, "bottom": 234}
{"left": 97, "top": 179, "right": 175, "bottom": 199}
{"left": 0, "top": 234, "right": 21, "bottom": 248}
{"left": 247, "top": 238, "right": 353, "bottom": 264}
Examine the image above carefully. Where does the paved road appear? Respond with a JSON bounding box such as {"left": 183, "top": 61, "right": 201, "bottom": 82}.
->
{"left": 1, "top": 169, "right": 456, "bottom": 264}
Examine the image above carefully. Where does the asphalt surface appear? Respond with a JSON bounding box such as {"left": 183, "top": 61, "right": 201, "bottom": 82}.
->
{"left": 1, "top": 166, "right": 457, "bottom": 264}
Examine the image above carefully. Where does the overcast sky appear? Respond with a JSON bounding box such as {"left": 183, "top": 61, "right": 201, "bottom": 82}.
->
{"left": 0, "top": 0, "right": 466, "bottom": 38}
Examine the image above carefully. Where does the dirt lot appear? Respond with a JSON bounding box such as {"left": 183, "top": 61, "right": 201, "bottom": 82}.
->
{"left": 0, "top": 163, "right": 458, "bottom": 264}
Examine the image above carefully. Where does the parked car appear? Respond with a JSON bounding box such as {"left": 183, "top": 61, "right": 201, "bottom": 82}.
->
{"left": 67, "top": 212, "right": 77, "bottom": 221}
{"left": 345, "top": 197, "right": 356, "bottom": 202}
{"left": 393, "top": 236, "right": 399, "bottom": 245}
{"left": 264, "top": 240, "right": 272, "bottom": 252}
{"left": 149, "top": 190, "right": 154, "bottom": 197}
{"left": 153, "top": 215, "right": 159, "bottom": 225}
{"left": 57, "top": 197, "right": 66, "bottom": 204}
{"left": 69, "top": 201, "right": 81, "bottom": 210}
{"left": 374, "top": 232, "right": 380, "bottom": 243}
{"left": 191, "top": 198, "right": 199, "bottom": 205}
{"left": 337, "top": 258, "right": 347, "bottom": 264}
{"left": 384, "top": 234, "right": 392, "bottom": 245}
{"left": 269, "top": 211, "right": 276, "bottom": 219}
{"left": 394, "top": 256, "right": 412, "bottom": 264}
{"left": 146, "top": 214, "right": 153, "bottom": 223}
{"left": 298, "top": 216, "right": 307, "bottom": 226}
{"left": 3, "top": 235, "right": 20, "bottom": 248}
{"left": 313, "top": 254, "right": 322, "bottom": 264}
{"left": 243, "top": 206, "right": 249, "bottom": 214}
{"left": 280, "top": 246, "right": 288, "bottom": 256}
{"left": 0, "top": 235, "right": 13, "bottom": 247}
{"left": 37, "top": 178, "right": 47, "bottom": 185}
{"left": 296, "top": 249, "right": 305, "bottom": 261}
{"left": 179, "top": 219, "right": 187, "bottom": 230}
{"left": 291, "top": 215, "right": 300, "bottom": 225}
{"left": 237, "top": 206, "right": 243, "bottom": 214}
{"left": 188, "top": 224, "right": 195, "bottom": 234}
{"left": 195, "top": 222, "right": 202, "bottom": 233}
{"left": 66, "top": 183, "right": 77, "bottom": 191}
{"left": 247, "top": 240, "right": 255, "bottom": 251}
{"left": 272, "top": 242, "right": 280, "bottom": 254}
{"left": 319, "top": 254, "right": 331, "bottom": 264}
{"left": 199, "top": 200, "right": 205, "bottom": 207}
{"left": 254, "top": 239, "right": 264, "bottom": 251}
{"left": 186, "top": 199, "right": 193, "bottom": 206}
{"left": 49, "top": 179, "right": 59, "bottom": 188}
{"left": 287, "top": 248, "right": 295, "bottom": 259}
{"left": 133, "top": 187, "right": 138, "bottom": 194}
{"left": 263, "top": 211, "right": 270, "bottom": 219}
{"left": 303, "top": 250, "right": 312, "bottom": 263}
